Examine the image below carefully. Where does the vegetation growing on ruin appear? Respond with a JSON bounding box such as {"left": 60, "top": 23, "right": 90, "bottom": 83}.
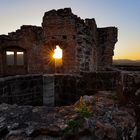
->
{"left": 74, "top": 96, "right": 93, "bottom": 118}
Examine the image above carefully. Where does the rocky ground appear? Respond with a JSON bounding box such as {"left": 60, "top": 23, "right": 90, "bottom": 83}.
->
{"left": 0, "top": 92, "right": 137, "bottom": 140}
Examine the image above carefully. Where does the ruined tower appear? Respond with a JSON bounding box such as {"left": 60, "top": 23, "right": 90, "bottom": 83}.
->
{"left": 0, "top": 8, "right": 117, "bottom": 76}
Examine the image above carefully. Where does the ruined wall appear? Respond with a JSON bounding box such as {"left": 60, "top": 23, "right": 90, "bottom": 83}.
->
{"left": 0, "top": 72, "right": 120, "bottom": 106}
{"left": 49, "top": 72, "right": 120, "bottom": 106}
{"left": 54, "top": 72, "right": 120, "bottom": 106}
{"left": 97, "top": 27, "right": 118, "bottom": 70}
{"left": 0, "top": 50, "right": 2, "bottom": 76}
{"left": 42, "top": 8, "right": 84, "bottom": 73}
{"left": 85, "top": 19, "right": 98, "bottom": 71}
{"left": 43, "top": 75, "right": 55, "bottom": 106}
{"left": 75, "top": 18, "right": 97, "bottom": 72}
{"left": 0, "top": 75, "right": 43, "bottom": 105}
{"left": 41, "top": 8, "right": 117, "bottom": 73}
{"left": 0, "top": 26, "right": 43, "bottom": 76}
{"left": 54, "top": 74, "right": 80, "bottom": 106}
{"left": 0, "top": 71, "right": 139, "bottom": 107}
{"left": 117, "top": 72, "right": 140, "bottom": 104}
{"left": 0, "top": 8, "right": 117, "bottom": 76}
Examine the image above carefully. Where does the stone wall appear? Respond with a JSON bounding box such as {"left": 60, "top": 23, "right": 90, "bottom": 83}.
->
{"left": 0, "top": 8, "right": 117, "bottom": 76}
{"left": 117, "top": 72, "right": 140, "bottom": 139}
{"left": 0, "top": 71, "right": 139, "bottom": 106}
{"left": 0, "top": 26, "right": 43, "bottom": 76}
{"left": 0, "top": 75, "right": 43, "bottom": 105}
{"left": 41, "top": 8, "right": 99, "bottom": 73}
{"left": 97, "top": 27, "right": 118, "bottom": 70}
{"left": 43, "top": 74, "right": 54, "bottom": 106}
{"left": 54, "top": 74, "right": 80, "bottom": 106}
{"left": 0, "top": 52, "right": 2, "bottom": 77}
{"left": 75, "top": 18, "right": 97, "bottom": 72}
{"left": 80, "top": 71, "right": 120, "bottom": 91}
{"left": 54, "top": 72, "right": 120, "bottom": 106}
{"left": 42, "top": 8, "right": 77, "bottom": 73}
{"left": 117, "top": 71, "right": 140, "bottom": 104}
{"left": 0, "top": 72, "right": 120, "bottom": 106}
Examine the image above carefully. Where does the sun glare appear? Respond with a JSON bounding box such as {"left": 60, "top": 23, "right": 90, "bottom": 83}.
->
{"left": 53, "top": 45, "right": 62, "bottom": 59}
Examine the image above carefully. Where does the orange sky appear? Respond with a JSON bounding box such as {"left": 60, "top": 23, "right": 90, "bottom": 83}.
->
{"left": 113, "top": 37, "right": 140, "bottom": 60}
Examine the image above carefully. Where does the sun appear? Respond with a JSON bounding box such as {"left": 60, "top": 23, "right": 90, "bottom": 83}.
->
{"left": 53, "top": 45, "right": 62, "bottom": 59}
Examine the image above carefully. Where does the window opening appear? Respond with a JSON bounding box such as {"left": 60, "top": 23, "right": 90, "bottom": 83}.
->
{"left": 17, "top": 52, "right": 24, "bottom": 65}
{"left": 6, "top": 51, "right": 14, "bottom": 65}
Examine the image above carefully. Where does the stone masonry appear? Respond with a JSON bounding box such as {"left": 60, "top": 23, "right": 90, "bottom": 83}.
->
{"left": 0, "top": 72, "right": 120, "bottom": 106}
{"left": 0, "top": 8, "right": 117, "bottom": 76}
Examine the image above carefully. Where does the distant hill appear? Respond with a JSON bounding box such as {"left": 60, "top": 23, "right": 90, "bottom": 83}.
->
{"left": 113, "top": 59, "right": 140, "bottom": 66}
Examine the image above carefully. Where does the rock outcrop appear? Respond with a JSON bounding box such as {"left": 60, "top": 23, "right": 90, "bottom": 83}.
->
{"left": 0, "top": 93, "right": 136, "bottom": 140}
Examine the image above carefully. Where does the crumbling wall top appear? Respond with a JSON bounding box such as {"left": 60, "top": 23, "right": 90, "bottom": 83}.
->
{"left": 43, "top": 8, "right": 72, "bottom": 17}
{"left": 98, "top": 27, "right": 118, "bottom": 43}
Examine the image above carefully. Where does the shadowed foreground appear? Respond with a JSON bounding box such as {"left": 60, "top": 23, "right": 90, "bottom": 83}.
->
{"left": 0, "top": 92, "right": 137, "bottom": 140}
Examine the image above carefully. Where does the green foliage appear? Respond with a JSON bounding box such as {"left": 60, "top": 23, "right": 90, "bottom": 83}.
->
{"left": 77, "top": 109, "right": 92, "bottom": 118}
{"left": 65, "top": 119, "right": 82, "bottom": 132}
{"left": 65, "top": 96, "right": 93, "bottom": 133}
{"left": 109, "top": 93, "right": 118, "bottom": 101}
{"left": 74, "top": 96, "right": 93, "bottom": 118}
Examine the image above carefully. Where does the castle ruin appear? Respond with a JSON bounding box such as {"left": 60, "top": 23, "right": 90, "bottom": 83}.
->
{"left": 0, "top": 8, "right": 117, "bottom": 76}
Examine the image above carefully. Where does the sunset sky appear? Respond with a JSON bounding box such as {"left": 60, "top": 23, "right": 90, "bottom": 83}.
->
{"left": 0, "top": 0, "right": 140, "bottom": 60}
